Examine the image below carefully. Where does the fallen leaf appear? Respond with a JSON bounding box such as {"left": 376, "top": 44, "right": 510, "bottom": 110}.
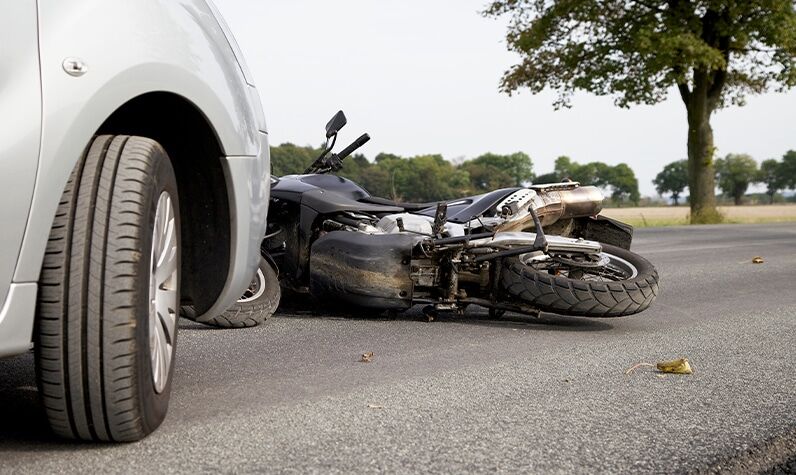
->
{"left": 656, "top": 374, "right": 666, "bottom": 379}
{"left": 656, "top": 358, "right": 693, "bottom": 374}
{"left": 752, "top": 256, "right": 764, "bottom": 264}
{"left": 360, "top": 351, "right": 374, "bottom": 363}
{"left": 367, "top": 404, "right": 383, "bottom": 409}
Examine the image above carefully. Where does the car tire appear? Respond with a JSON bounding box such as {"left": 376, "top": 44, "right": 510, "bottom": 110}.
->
{"left": 35, "top": 135, "right": 181, "bottom": 442}
{"left": 181, "top": 257, "right": 280, "bottom": 328}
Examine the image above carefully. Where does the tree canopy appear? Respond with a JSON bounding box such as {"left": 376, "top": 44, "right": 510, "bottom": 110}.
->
{"left": 783, "top": 150, "right": 796, "bottom": 189}
{"left": 270, "top": 144, "right": 536, "bottom": 202}
{"left": 533, "top": 156, "right": 641, "bottom": 205}
{"left": 485, "top": 0, "right": 796, "bottom": 223}
{"left": 715, "top": 153, "right": 759, "bottom": 205}
{"left": 758, "top": 159, "right": 787, "bottom": 204}
{"left": 461, "top": 152, "right": 534, "bottom": 191}
{"left": 653, "top": 159, "right": 689, "bottom": 205}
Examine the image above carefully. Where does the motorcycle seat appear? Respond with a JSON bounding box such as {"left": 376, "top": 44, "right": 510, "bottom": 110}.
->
{"left": 358, "top": 195, "right": 438, "bottom": 211}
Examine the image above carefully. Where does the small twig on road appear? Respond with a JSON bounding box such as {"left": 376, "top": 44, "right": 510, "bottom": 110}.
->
{"left": 625, "top": 362, "right": 655, "bottom": 375}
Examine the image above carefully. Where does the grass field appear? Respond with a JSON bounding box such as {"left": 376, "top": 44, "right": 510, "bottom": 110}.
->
{"left": 600, "top": 204, "right": 796, "bottom": 227}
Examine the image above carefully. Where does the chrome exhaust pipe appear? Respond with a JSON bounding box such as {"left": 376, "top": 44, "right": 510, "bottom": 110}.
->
{"left": 496, "top": 184, "right": 604, "bottom": 231}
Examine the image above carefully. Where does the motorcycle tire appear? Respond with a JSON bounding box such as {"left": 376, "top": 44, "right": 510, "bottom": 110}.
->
{"left": 499, "top": 244, "right": 659, "bottom": 317}
{"left": 181, "top": 258, "right": 280, "bottom": 328}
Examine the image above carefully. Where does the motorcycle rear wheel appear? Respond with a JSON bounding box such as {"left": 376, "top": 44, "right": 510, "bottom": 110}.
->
{"left": 499, "top": 244, "right": 658, "bottom": 317}
{"left": 181, "top": 258, "right": 280, "bottom": 328}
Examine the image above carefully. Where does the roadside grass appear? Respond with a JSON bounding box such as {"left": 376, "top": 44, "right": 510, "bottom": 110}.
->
{"left": 600, "top": 205, "right": 796, "bottom": 228}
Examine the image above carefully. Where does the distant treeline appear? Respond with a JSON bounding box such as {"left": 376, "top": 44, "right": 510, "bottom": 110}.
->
{"left": 654, "top": 151, "right": 796, "bottom": 205}
{"left": 270, "top": 143, "right": 641, "bottom": 205}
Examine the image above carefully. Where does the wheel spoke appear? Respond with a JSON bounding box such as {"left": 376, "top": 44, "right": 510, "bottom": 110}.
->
{"left": 156, "top": 315, "right": 170, "bottom": 383}
{"left": 156, "top": 289, "right": 177, "bottom": 343}
{"left": 148, "top": 191, "right": 178, "bottom": 394}
{"left": 527, "top": 252, "right": 637, "bottom": 283}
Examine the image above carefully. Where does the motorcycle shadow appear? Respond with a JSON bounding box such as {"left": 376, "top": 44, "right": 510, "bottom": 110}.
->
{"left": 274, "top": 303, "right": 614, "bottom": 333}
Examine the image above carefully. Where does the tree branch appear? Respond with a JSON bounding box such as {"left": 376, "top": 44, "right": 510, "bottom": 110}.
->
{"left": 707, "top": 16, "right": 732, "bottom": 110}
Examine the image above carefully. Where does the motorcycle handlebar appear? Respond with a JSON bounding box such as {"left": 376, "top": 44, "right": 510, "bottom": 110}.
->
{"left": 336, "top": 133, "right": 370, "bottom": 161}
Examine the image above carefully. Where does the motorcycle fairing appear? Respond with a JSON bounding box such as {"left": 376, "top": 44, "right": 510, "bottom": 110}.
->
{"left": 309, "top": 231, "right": 418, "bottom": 309}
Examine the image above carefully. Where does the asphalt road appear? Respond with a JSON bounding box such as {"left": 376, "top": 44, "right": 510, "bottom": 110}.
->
{"left": 1, "top": 223, "right": 795, "bottom": 473}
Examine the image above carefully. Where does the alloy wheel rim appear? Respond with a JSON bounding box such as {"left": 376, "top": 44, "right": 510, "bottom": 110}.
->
{"left": 238, "top": 268, "right": 266, "bottom": 303}
{"left": 148, "top": 192, "right": 178, "bottom": 394}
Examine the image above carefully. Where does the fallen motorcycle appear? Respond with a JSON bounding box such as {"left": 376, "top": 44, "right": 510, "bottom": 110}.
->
{"left": 235, "top": 111, "right": 658, "bottom": 323}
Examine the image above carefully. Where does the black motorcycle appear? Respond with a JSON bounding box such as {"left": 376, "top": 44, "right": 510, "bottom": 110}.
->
{"left": 200, "top": 111, "right": 659, "bottom": 326}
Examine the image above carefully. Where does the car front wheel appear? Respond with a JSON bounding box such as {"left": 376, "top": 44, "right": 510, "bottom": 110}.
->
{"left": 35, "top": 135, "right": 180, "bottom": 442}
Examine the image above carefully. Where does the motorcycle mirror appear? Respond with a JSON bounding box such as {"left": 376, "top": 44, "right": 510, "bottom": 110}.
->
{"left": 325, "top": 110, "right": 347, "bottom": 138}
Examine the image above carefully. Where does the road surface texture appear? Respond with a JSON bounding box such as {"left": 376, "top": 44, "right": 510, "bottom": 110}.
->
{"left": 1, "top": 223, "right": 795, "bottom": 473}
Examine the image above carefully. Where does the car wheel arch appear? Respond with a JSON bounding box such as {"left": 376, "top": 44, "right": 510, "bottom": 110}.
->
{"left": 96, "top": 91, "right": 232, "bottom": 315}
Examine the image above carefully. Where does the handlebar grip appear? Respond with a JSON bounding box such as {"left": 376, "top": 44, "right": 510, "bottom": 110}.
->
{"left": 336, "top": 133, "right": 371, "bottom": 161}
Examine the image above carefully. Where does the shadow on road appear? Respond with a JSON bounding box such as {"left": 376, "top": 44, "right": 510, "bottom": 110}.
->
{"left": 0, "top": 352, "right": 70, "bottom": 450}
{"left": 270, "top": 303, "right": 614, "bottom": 333}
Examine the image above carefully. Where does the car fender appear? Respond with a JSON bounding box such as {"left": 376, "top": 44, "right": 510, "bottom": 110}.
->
{"left": 15, "top": 0, "right": 267, "bottom": 288}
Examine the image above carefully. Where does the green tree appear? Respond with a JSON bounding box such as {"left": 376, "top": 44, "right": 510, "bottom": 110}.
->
{"left": 553, "top": 156, "right": 578, "bottom": 180}
{"left": 270, "top": 143, "right": 319, "bottom": 176}
{"left": 551, "top": 156, "right": 639, "bottom": 204}
{"left": 485, "top": 1, "right": 796, "bottom": 223}
{"left": 372, "top": 153, "right": 409, "bottom": 199}
{"left": 653, "top": 160, "right": 689, "bottom": 205}
{"left": 394, "top": 155, "right": 470, "bottom": 202}
{"left": 715, "top": 154, "right": 759, "bottom": 205}
{"left": 460, "top": 152, "right": 534, "bottom": 191}
{"left": 460, "top": 161, "right": 515, "bottom": 192}
{"left": 758, "top": 159, "right": 787, "bottom": 204}
{"left": 604, "top": 163, "right": 641, "bottom": 206}
{"left": 782, "top": 150, "right": 796, "bottom": 189}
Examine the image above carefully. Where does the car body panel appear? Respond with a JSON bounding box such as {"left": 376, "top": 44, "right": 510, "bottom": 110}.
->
{"left": 2, "top": 0, "right": 269, "bottom": 357}
{"left": 0, "top": 1, "right": 41, "bottom": 324}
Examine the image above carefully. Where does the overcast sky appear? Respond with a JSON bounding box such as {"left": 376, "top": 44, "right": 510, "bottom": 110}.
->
{"left": 215, "top": 0, "right": 796, "bottom": 196}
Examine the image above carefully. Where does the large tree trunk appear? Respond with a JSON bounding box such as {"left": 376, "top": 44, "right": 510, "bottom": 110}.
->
{"left": 684, "top": 78, "right": 721, "bottom": 223}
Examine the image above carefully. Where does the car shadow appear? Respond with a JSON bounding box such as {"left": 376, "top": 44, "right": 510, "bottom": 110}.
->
{"left": 0, "top": 352, "right": 72, "bottom": 449}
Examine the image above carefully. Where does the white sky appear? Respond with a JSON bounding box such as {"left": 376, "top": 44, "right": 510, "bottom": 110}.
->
{"left": 215, "top": 0, "right": 796, "bottom": 196}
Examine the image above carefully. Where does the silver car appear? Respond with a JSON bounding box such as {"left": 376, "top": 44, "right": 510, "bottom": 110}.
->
{"left": 0, "top": 0, "right": 269, "bottom": 441}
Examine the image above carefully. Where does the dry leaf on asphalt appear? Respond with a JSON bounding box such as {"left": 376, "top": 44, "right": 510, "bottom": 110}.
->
{"left": 656, "top": 358, "right": 693, "bottom": 374}
{"left": 360, "top": 351, "right": 374, "bottom": 363}
{"left": 626, "top": 358, "right": 694, "bottom": 375}
{"left": 752, "top": 256, "right": 764, "bottom": 264}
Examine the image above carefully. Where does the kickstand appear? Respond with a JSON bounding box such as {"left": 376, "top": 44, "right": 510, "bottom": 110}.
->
{"left": 422, "top": 305, "right": 437, "bottom": 322}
